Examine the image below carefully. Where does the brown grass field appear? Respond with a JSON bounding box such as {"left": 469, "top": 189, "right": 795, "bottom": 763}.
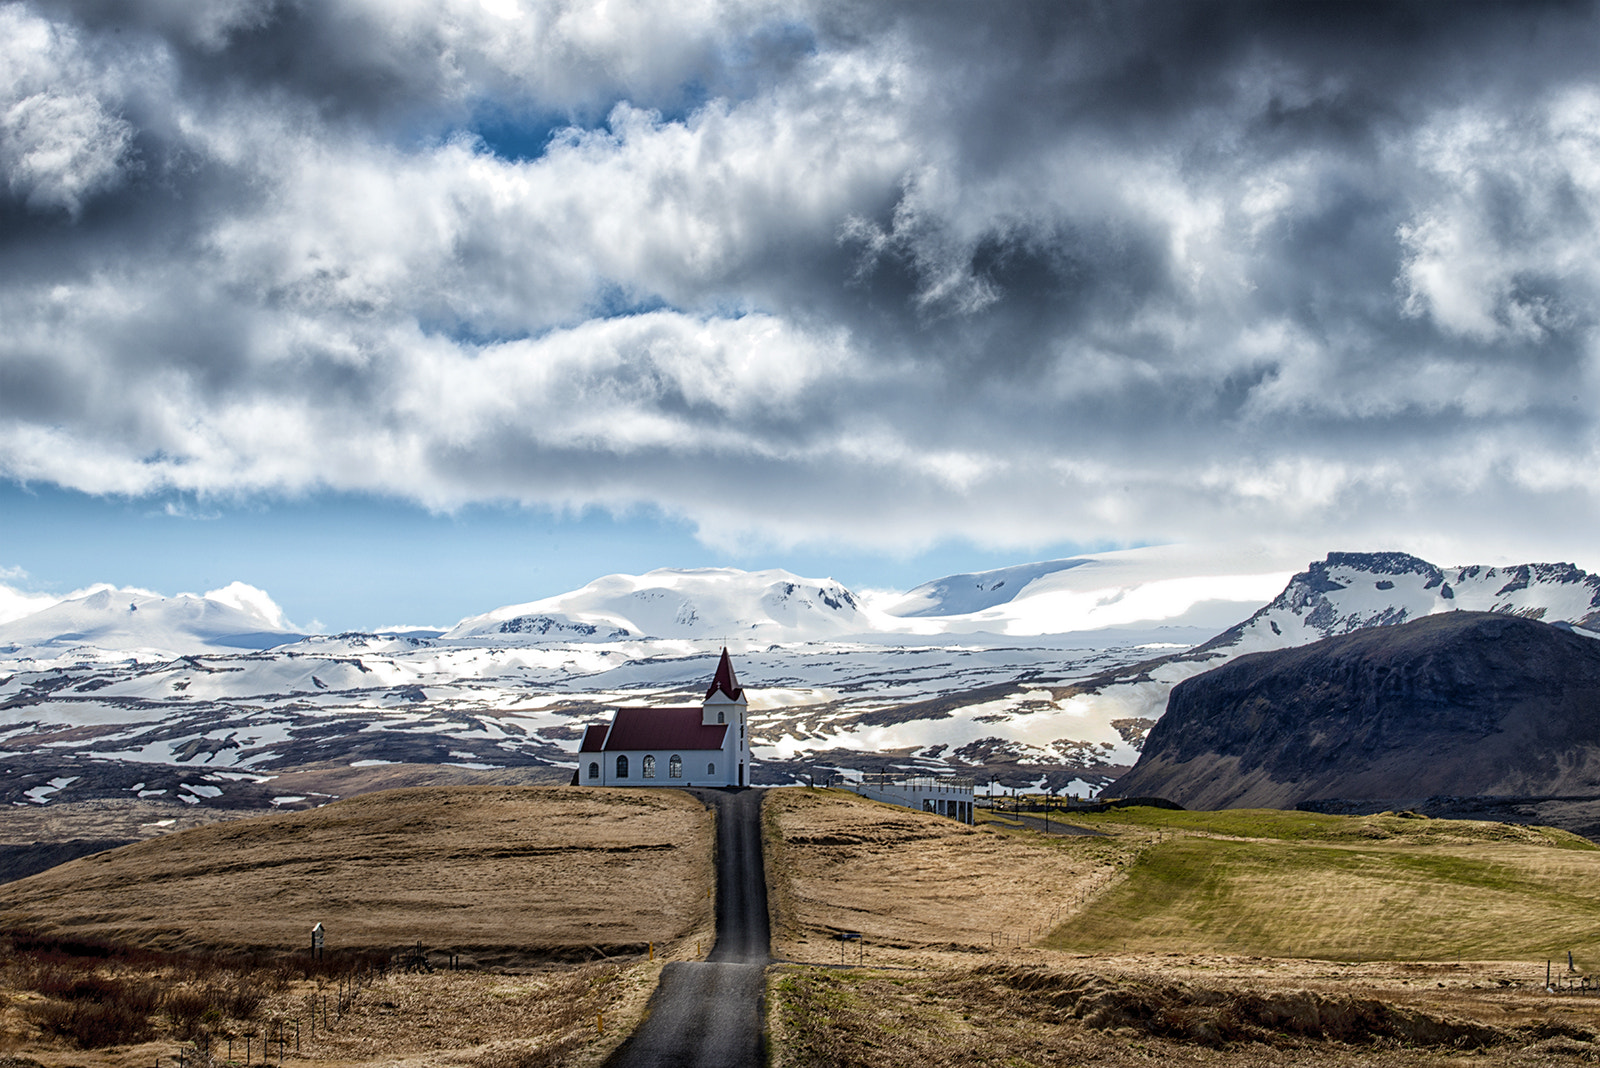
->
{"left": 763, "top": 789, "right": 1600, "bottom": 1067}
{"left": 12, "top": 785, "right": 1600, "bottom": 1066}
{"left": 0, "top": 785, "right": 713, "bottom": 1068}
{"left": 0, "top": 785, "right": 713, "bottom": 960}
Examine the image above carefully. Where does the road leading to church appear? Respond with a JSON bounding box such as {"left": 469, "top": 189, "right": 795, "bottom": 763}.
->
{"left": 604, "top": 788, "right": 770, "bottom": 1068}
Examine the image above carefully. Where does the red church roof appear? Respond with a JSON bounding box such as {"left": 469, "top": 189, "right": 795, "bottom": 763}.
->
{"left": 704, "top": 647, "right": 743, "bottom": 701}
{"left": 578, "top": 724, "right": 610, "bottom": 753}
{"left": 603, "top": 707, "right": 728, "bottom": 752}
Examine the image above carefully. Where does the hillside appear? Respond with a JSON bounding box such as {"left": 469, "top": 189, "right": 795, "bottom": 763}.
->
{"left": 0, "top": 786, "right": 714, "bottom": 965}
{"left": 1109, "top": 611, "right": 1600, "bottom": 810}
{"left": 1066, "top": 553, "right": 1600, "bottom": 763}
{"left": 767, "top": 791, "right": 1600, "bottom": 1067}
{"left": 445, "top": 567, "right": 870, "bottom": 641}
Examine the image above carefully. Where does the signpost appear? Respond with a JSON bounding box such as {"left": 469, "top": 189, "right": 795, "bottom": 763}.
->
{"left": 311, "top": 922, "right": 324, "bottom": 961}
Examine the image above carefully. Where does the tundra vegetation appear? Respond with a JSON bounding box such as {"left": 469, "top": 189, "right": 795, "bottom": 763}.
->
{"left": 0, "top": 786, "right": 714, "bottom": 1067}
{"left": 765, "top": 790, "right": 1600, "bottom": 1067}
{"left": 6, "top": 787, "right": 1600, "bottom": 1066}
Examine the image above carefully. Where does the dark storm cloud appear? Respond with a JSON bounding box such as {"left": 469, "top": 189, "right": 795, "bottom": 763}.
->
{"left": 2, "top": 0, "right": 1600, "bottom": 556}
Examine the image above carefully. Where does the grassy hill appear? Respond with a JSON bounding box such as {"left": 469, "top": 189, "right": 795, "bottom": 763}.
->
{"left": 1050, "top": 806, "right": 1600, "bottom": 964}
{"left": 0, "top": 785, "right": 714, "bottom": 966}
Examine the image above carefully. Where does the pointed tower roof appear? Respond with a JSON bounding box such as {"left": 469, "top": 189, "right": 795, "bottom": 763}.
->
{"left": 704, "top": 647, "right": 744, "bottom": 701}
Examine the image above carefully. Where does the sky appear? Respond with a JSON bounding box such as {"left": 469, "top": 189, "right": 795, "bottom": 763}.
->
{"left": 4, "top": 0, "right": 1600, "bottom": 631}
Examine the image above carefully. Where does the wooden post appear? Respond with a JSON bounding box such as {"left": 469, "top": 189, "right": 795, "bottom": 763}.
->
{"left": 597, "top": 1012, "right": 604, "bottom": 1034}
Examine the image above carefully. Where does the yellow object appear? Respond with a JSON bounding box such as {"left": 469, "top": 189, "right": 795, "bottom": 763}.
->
{"left": 597, "top": 1012, "right": 604, "bottom": 1034}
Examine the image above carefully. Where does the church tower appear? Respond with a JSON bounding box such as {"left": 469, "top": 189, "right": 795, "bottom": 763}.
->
{"left": 702, "top": 647, "right": 749, "bottom": 786}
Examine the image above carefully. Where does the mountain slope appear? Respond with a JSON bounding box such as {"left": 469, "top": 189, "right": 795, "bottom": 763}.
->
{"left": 0, "top": 585, "right": 303, "bottom": 655}
{"left": 1109, "top": 611, "right": 1600, "bottom": 808}
{"left": 1197, "top": 552, "right": 1600, "bottom": 656}
{"left": 1069, "top": 553, "right": 1600, "bottom": 750}
{"left": 873, "top": 545, "right": 1299, "bottom": 638}
{"left": 444, "top": 567, "right": 868, "bottom": 641}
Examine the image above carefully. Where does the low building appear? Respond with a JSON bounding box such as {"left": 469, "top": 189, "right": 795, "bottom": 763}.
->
{"left": 839, "top": 772, "right": 975, "bottom": 824}
{"left": 575, "top": 648, "right": 751, "bottom": 788}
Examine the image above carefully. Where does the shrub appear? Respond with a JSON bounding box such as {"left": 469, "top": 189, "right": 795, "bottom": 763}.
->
{"left": 163, "top": 986, "right": 216, "bottom": 1038}
{"left": 26, "top": 998, "right": 154, "bottom": 1049}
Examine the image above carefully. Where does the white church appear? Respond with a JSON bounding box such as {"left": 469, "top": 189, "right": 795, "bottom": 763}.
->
{"left": 575, "top": 648, "right": 751, "bottom": 788}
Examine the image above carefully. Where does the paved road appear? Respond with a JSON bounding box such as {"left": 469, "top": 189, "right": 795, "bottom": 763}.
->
{"left": 604, "top": 788, "right": 769, "bottom": 1068}
{"left": 990, "top": 809, "right": 1106, "bottom": 837}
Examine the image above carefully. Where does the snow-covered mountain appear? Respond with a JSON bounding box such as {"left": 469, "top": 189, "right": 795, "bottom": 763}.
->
{"left": 1203, "top": 552, "right": 1600, "bottom": 655}
{"left": 1069, "top": 552, "right": 1600, "bottom": 753}
{"left": 0, "top": 583, "right": 303, "bottom": 656}
{"left": 873, "top": 545, "right": 1297, "bottom": 638}
{"left": 445, "top": 567, "right": 869, "bottom": 642}
{"left": 8, "top": 548, "right": 1600, "bottom": 819}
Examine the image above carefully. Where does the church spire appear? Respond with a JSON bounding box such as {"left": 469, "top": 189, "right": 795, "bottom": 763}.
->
{"left": 705, "top": 647, "right": 743, "bottom": 701}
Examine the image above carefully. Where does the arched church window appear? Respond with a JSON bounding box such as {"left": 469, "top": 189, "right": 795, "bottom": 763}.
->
{"left": 588, "top": 762, "right": 599, "bottom": 780}
{"left": 616, "top": 754, "right": 629, "bottom": 779}
{"left": 718, "top": 710, "right": 725, "bottom": 724}
{"left": 643, "top": 755, "right": 656, "bottom": 778}
{"left": 708, "top": 761, "right": 716, "bottom": 776}
{"left": 669, "top": 755, "right": 683, "bottom": 778}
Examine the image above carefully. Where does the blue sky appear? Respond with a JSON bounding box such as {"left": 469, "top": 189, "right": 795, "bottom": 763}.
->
{"left": 0, "top": 483, "right": 1098, "bottom": 631}
{"left": 4, "top": 1, "right": 1600, "bottom": 630}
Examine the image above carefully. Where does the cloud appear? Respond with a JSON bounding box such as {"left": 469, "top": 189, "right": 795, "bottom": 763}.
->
{"left": 202, "top": 580, "right": 292, "bottom": 630}
{"left": 0, "top": 581, "right": 62, "bottom": 623}
{"left": 3, "top": 0, "right": 1600, "bottom": 560}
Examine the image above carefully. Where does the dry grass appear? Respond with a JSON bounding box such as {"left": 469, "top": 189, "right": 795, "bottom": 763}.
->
{"left": 0, "top": 786, "right": 714, "bottom": 963}
{"left": 764, "top": 790, "right": 1600, "bottom": 1065}
{"left": 764, "top": 788, "right": 1139, "bottom": 966}
{"left": 0, "top": 931, "right": 651, "bottom": 1068}
{"left": 1051, "top": 814, "right": 1600, "bottom": 963}
{"left": 0, "top": 785, "right": 716, "bottom": 1068}
{"left": 767, "top": 962, "right": 1600, "bottom": 1068}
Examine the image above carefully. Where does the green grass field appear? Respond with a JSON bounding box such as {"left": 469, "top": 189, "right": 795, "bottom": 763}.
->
{"left": 1046, "top": 807, "right": 1600, "bottom": 964}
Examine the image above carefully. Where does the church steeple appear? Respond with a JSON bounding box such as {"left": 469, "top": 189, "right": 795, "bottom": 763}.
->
{"left": 705, "top": 647, "right": 743, "bottom": 702}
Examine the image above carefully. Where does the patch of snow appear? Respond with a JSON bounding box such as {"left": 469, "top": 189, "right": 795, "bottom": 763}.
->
{"left": 23, "top": 775, "right": 78, "bottom": 804}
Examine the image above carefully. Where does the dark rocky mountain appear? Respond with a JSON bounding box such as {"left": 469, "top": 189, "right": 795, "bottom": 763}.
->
{"left": 1109, "top": 611, "right": 1600, "bottom": 811}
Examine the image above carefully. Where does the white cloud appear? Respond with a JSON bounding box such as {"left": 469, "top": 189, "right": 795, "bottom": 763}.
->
{"left": 0, "top": 581, "right": 60, "bottom": 624}
{"left": 202, "top": 581, "right": 293, "bottom": 630}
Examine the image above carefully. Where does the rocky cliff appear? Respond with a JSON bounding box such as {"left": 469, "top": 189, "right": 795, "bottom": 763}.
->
{"left": 1108, "top": 611, "right": 1600, "bottom": 809}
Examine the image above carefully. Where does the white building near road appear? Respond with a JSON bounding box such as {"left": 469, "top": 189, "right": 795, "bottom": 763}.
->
{"left": 842, "top": 773, "right": 975, "bottom": 824}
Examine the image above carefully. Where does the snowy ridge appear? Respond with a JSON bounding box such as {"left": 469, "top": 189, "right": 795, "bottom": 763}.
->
{"left": 1206, "top": 552, "right": 1600, "bottom": 657}
{"left": 872, "top": 545, "right": 1298, "bottom": 638}
{"left": 0, "top": 584, "right": 302, "bottom": 656}
{"left": 444, "top": 567, "right": 868, "bottom": 642}
{"left": 1066, "top": 552, "right": 1600, "bottom": 769}
{"left": 884, "top": 559, "right": 1095, "bottom": 617}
